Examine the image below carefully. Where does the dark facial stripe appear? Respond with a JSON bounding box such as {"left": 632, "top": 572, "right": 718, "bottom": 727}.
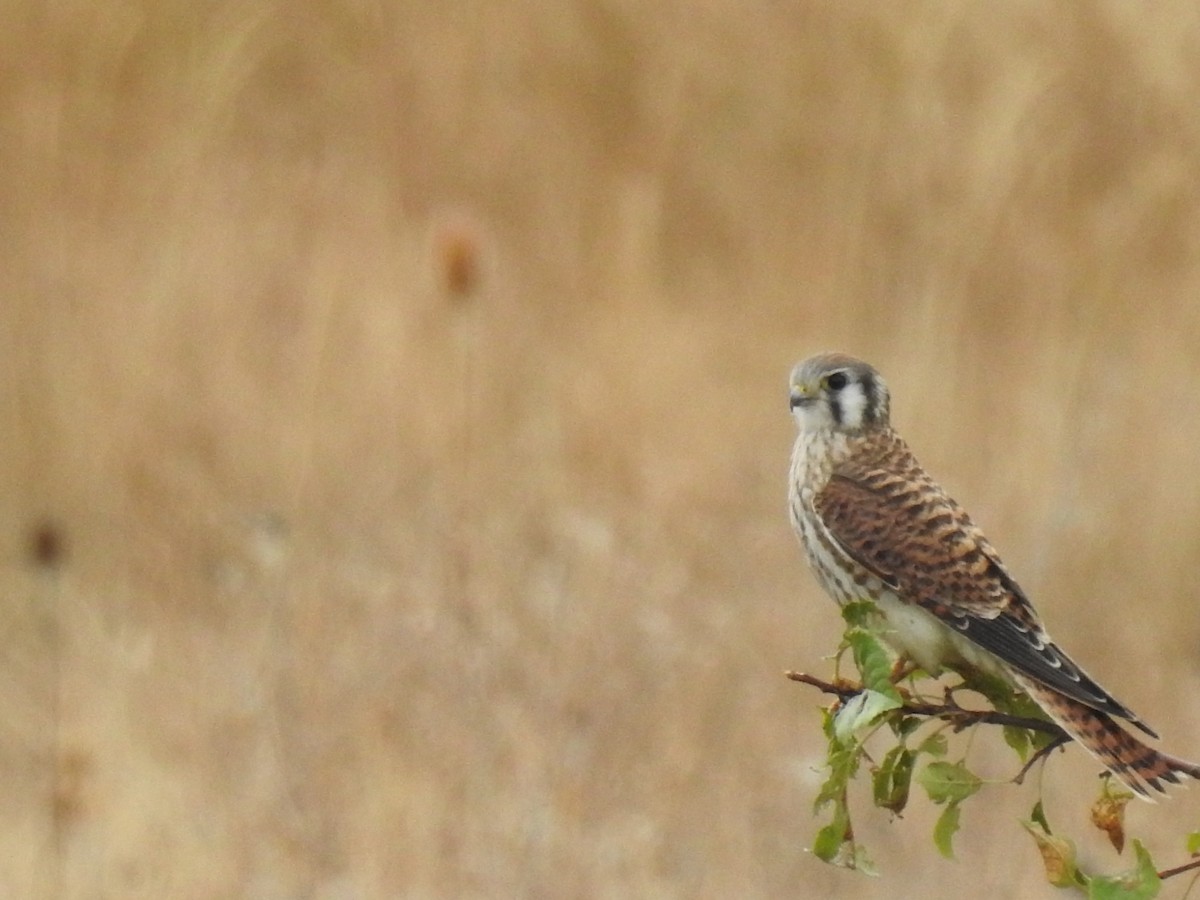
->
{"left": 859, "top": 371, "right": 877, "bottom": 425}
{"left": 829, "top": 395, "right": 842, "bottom": 425}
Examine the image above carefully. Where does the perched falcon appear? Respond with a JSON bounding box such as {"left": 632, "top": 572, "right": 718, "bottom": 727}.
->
{"left": 787, "top": 351, "right": 1200, "bottom": 798}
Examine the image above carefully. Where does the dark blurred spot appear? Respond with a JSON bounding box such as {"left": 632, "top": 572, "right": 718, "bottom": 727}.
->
{"left": 53, "top": 748, "right": 91, "bottom": 826}
{"left": 435, "top": 224, "right": 483, "bottom": 302}
{"left": 30, "top": 522, "right": 66, "bottom": 569}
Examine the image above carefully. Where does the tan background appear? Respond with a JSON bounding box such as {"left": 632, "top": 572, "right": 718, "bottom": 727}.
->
{"left": 4, "top": 1, "right": 1200, "bottom": 897}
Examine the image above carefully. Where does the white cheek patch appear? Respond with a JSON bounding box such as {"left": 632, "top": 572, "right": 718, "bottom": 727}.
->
{"left": 838, "top": 383, "right": 869, "bottom": 428}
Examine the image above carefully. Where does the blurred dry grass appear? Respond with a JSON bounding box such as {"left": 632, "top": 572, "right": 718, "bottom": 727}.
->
{"left": 4, "top": 1, "right": 1200, "bottom": 896}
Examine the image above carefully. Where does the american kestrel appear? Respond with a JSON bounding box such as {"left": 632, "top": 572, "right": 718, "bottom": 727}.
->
{"left": 787, "top": 352, "right": 1200, "bottom": 798}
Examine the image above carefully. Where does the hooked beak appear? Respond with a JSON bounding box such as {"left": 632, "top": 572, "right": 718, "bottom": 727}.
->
{"left": 789, "top": 386, "right": 813, "bottom": 410}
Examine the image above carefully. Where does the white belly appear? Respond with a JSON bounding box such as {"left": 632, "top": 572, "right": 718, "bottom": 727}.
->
{"left": 875, "top": 590, "right": 1007, "bottom": 680}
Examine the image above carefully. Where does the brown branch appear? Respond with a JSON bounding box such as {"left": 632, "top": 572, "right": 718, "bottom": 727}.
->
{"left": 1011, "top": 733, "right": 1070, "bottom": 785}
{"left": 785, "top": 670, "right": 1068, "bottom": 739}
{"left": 1158, "top": 855, "right": 1200, "bottom": 882}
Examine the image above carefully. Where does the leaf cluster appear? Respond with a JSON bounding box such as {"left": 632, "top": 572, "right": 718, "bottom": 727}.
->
{"left": 797, "top": 600, "right": 1200, "bottom": 897}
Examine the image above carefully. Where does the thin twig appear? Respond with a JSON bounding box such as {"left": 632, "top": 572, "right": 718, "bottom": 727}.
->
{"left": 1012, "top": 733, "right": 1070, "bottom": 785}
{"left": 1158, "top": 856, "right": 1200, "bottom": 882}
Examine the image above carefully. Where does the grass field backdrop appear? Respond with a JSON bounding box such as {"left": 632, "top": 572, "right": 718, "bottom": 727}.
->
{"left": 4, "top": 2, "right": 1200, "bottom": 896}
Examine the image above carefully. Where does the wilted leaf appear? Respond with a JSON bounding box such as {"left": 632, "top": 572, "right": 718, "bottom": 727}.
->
{"left": 1086, "top": 839, "right": 1160, "bottom": 900}
{"left": 933, "top": 803, "right": 962, "bottom": 859}
{"left": 1091, "top": 782, "right": 1133, "bottom": 854}
{"left": 1022, "top": 819, "right": 1081, "bottom": 889}
{"left": 919, "top": 760, "right": 982, "bottom": 806}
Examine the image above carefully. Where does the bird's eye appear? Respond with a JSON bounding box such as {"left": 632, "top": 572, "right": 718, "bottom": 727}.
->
{"left": 825, "top": 371, "right": 849, "bottom": 391}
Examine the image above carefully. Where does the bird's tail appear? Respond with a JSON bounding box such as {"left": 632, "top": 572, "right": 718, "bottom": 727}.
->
{"left": 1012, "top": 673, "right": 1200, "bottom": 800}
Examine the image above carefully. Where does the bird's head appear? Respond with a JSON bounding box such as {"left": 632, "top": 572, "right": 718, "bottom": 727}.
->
{"left": 789, "top": 353, "right": 890, "bottom": 433}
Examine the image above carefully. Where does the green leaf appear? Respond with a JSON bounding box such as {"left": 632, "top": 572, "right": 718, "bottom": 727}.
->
{"left": 833, "top": 689, "right": 902, "bottom": 744}
{"left": 958, "top": 669, "right": 1015, "bottom": 706}
{"left": 961, "top": 670, "right": 1053, "bottom": 729}
{"left": 1022, "top": 819, "right": 1082, "bottom": 889}
{"left": 919, "top": 760, "right": 982, "bottom": 806}
{"left": 812, "top": 810, "right": 850, "bottom": 863}
{"left": 811, "top": 802, "right": 878, "bottom": 874}
{"left": 813, "top": 738, "right": 857, "bottom": 813}
{"left": 917, "top": 731, "right": 948, "bottom": 758}
{"left": 1030, "top": 799, "right": 1051, "bottom": 834}
{"left": 932, "top": 803, "right": 962, "bottom": 859}
{"left": 1008, "top": 695, "right": 1055, "bottom": 732}
{"left": 892, "top": 715, "right": 922, "bottom": 740}
{"left": 841, "top": 599, "right": 881, "bottom": 630}
{"left": 820, "top": 706, "right": 835, "bottom": 740}
{"left": 1027, "top": 723, "right": 1060, "bottom": 753}
{"left": 872, "top": 746, "right": 915, "bottom": 814}
{"left": 1187, "top": 832, "right": 1200, "bottom": 856}
{"left": 1002, "top": 724, "right": 1030, "bottom": 762}
{"left": 845, "top": 629, "right": 901, "bottom": 703}
{"left": 919, "top": 761, "right": 981, "bottom": 862}
{"left": 1086, "top": 839, "right": 1160, "bottom": 900}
